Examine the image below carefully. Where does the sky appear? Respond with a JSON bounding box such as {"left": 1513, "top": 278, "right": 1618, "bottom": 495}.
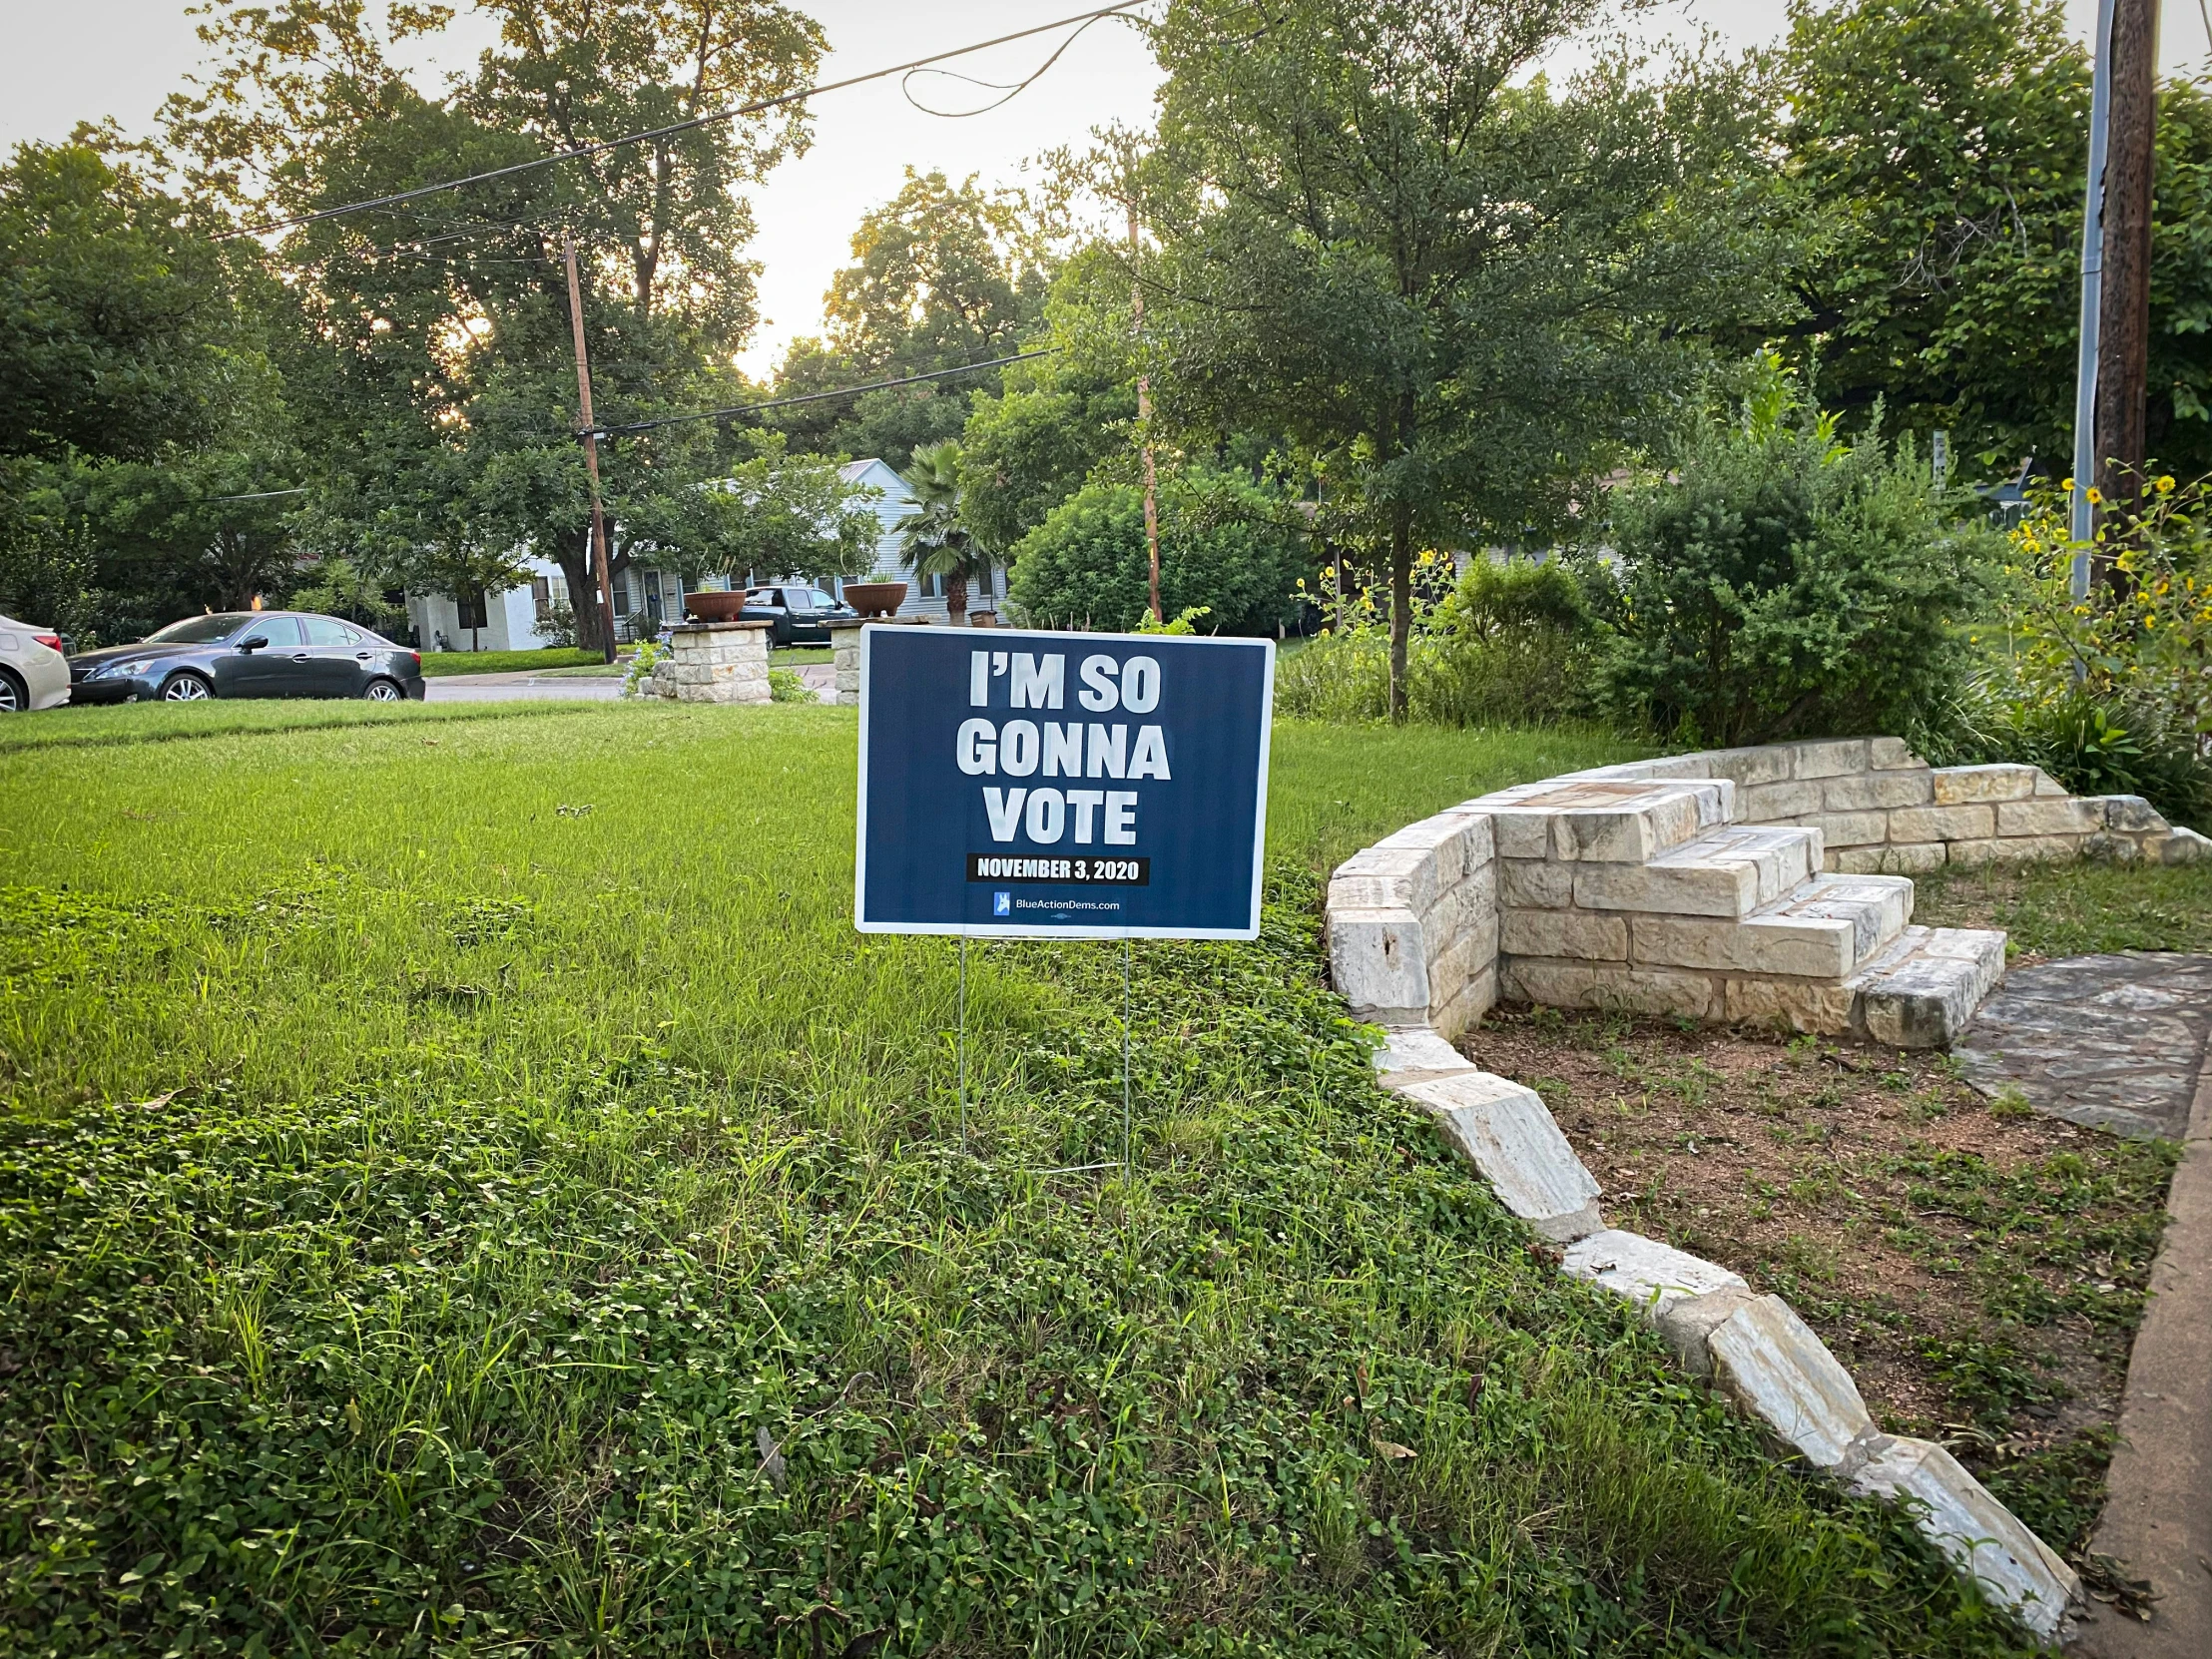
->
{"left": 7, "top": 1, "right": 2211, "bottom": 376}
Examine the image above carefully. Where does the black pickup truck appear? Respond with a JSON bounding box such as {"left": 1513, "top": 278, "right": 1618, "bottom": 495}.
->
{"left": 739, "top": 585, "right": 856, "bottom": 646}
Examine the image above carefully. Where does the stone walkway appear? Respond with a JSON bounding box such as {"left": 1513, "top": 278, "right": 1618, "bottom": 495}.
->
{"left": 1956, "top": 954, "right": 2212, "bottom": 1140}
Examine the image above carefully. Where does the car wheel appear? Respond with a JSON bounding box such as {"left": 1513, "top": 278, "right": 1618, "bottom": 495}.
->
{"left": 363, "top": 677, "right": 404, "bottom": 702}
{"left": 161, "top": 671, "right": 214, "bottom": 702}
{"left": 0, "top": 668, "right": 24, "bottom": 713}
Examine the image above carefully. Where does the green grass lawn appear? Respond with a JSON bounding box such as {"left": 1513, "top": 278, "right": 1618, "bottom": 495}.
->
{"left": 417, "top": 647, "right": 612, "bottom": 677}
{"left": 0, "top": 705, "right": 2035, "bottom": 1656}
{"left": 1915, "top": 856, "right": 2212, "bottom": 957}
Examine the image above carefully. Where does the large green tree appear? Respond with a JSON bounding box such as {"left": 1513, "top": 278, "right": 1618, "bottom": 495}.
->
{"left": 1775, "top": 0, "right": 2212, "bottom": 477}
{"left": 770, "top": 170, "right": 1053, "bottom": 468}
{"left": 1128, "top": 0, "right": 1785, "bottom": 715}
{"left": 166, "top": 0, "right": 828, "bottom": 653}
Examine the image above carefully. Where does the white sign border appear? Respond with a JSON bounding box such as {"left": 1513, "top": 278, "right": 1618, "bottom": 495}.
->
{"left": 852, "top": 623, "right": 1276, "bottom": 940}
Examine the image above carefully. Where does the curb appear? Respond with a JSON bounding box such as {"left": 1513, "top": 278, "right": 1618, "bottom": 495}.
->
{"left": 2069, "top": 1027, "right": 2212, "bottom": 1658}
{"left": 1370, "top": 1024, "right": 2081, "bottom": 1642}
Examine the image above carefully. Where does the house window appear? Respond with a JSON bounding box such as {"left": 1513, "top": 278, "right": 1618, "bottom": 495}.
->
{"left": 531, "top": 576, "right": 552, "bottom": 618}
{"left": 457, "top": 590, "right": 488, "bottom": 631}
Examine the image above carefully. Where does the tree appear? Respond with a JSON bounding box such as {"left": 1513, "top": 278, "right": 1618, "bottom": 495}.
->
{"left": 619, "top": 432, "right": 880, "bottom": 585}
{"left": 770, "top": 171, "right": 1055, "bottom": 468}
{"left": 1773, "top": 0, "right": 2212, "bottom": 480}
{"left": 957, "top": 318, "right": 1137, "bottom": 555}
{"left": 0, "top": 141, "right": 229, "bottom": 465}
{"left": 1130, "top": 0, "right": 1784, "bottom": 716}
{"left": 896, "top": 440, "right": 991, "bottom": 625}
{"left": 167, "top": 1, "right": 828, "bottom": 655}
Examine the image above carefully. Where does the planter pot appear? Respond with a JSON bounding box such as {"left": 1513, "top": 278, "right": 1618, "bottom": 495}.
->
{"left": 842, "top": 581, "right": 907, "bottom": 619}
{"left": 684, "top": 590, "right": 748, "bottom": 622}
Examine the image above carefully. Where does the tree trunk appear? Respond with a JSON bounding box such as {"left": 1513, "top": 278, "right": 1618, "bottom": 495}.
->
{"left": 946, "top": 571, "right": 969, "bottom": 627}
{"left": 2094, "top": 0, "right": 2158, "bottom": 579}
{"left": 557, "top": 525, "right": 607, "bottom": 656}
{"left": 1388, "top": 500, "right": 1411, "bottom": 723}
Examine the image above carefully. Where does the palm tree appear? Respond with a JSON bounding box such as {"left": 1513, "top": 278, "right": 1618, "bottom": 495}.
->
{"left": 896, "top": 441, "right": 991, "bottom": 626}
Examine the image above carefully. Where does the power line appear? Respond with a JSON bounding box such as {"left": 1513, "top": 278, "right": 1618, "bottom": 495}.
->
{"left": 596, "top": 348, "right": 1057, "bottom": 435}
{"left": 224, "top": 4, "right": 1143, "bottom": 242}
{"left": 901, "top": 8, "right": 1131, "bottom": 118}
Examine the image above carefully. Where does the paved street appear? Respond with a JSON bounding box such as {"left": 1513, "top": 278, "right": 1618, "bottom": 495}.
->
{"left": 421, "top": 663, "right": 835, "bottom": 702}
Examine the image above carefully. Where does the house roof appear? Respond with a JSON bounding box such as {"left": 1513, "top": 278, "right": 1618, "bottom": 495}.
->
{"left": 838, "top": 457, "right": 913, "bottom": 498}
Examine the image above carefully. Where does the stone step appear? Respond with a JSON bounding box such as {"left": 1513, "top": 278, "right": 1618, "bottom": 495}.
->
{"left": 1844, "top": 925, "right": 2007, "bottom": 1048}
{"left": 1469, "top": 777, "right": 1733, "bottom": 864}
{"left": 1626, "top": 872, "right": 1914, "bottom": 981}
{"left": 1572, "top": 824, "right": 1825, "bottom": 920}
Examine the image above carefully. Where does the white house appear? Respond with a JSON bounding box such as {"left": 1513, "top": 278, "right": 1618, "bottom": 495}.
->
{"left": 403, "top": 456, "right": 1001, "bottom": 650}
{"left": 835, "top": 457, "right": 1004, "bottom": 621}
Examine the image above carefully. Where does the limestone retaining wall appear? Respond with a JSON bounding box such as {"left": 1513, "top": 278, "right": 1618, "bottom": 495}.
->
{"left": 1329, "top": 737, "right": 2207, "bottom": 1044}
{"left": 1564, "top": 737, "right": 2203, "bottom": 871}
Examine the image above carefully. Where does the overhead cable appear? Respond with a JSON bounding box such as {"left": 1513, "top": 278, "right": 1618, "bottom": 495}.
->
{"left": 595, "top": 348, "right": 1057, "bottom": 436}
{"left": 901, "top": 8, "right": 1133, "bottom": 118}
{"left": 224, "top": 4, "right": 1143, "bottom": 242}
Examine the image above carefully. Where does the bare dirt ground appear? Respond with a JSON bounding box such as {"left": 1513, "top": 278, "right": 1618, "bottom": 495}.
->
{"left": 1464, "top": 1005, "right": 2177, "bottom": 1556}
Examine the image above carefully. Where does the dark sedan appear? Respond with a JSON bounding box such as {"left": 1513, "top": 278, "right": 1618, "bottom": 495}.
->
{"left": 68, "top": 612, "right": 426, "bottom": 705}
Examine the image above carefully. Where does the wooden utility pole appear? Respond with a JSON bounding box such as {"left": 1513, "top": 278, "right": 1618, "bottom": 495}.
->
{"left": 563, "top": 230, "right": 620, "bottom": 663}
{"left": 1128, "top": 205, "right": 1163, "bottom": 625}
{"left": 2093, "top": 0, "right": 2158, "bottom": 561}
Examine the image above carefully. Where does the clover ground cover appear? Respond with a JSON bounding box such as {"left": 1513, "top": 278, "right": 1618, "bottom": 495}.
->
{"left": 1, "top": 704, "right": 2046, "bottom": 1655}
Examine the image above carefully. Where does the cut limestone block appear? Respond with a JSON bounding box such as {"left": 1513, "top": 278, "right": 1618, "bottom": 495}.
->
{"left": 1399, "top": 1071, "right": 1603, "bottom": 1241}
{"left": 1330, "top": 843, "right": 1440, "bottom": 918}
{"left": 1994, "top": 797, "right": 2106, "bottom": 837}
{"left": 1467, "top": 778, "right": 1732, "bottom": 863}
{"left": 2148, "top": 825, "right": 2211, "bottom": 862}
{"left": 1627, "top": 872, "right": 1909, "bottom": 980}
{"left": 2099, "top": 794, "right": 2166, "bottom": 832}
{"left": 1501, "top": 906, "right": 1630, "bottom": 960}
{"left": 1328, "top": 908, "right": 1430, "bottom": 1026}
{"left": 1846, "top": 1434, "right": 2080, "bottom": 1642}
{"left": 1846, "top": 925, "right": 2006, "bottom": 1048}
{"left": 1574, "top": 825, "right": 1821, "bottom": 919}
{"left": 1563, "top": 1230, "right": 1745, "bottom": 1321}
{"left": 1721, "top": 975, "right": 1857, "bottom": 1035}
{"left": 1706, "top": 1295, "right": 1876, "bottom": 1471}
{"left": 1931, "top": 764, "right": 2040, "bottom": 804}
{"left": 1373, "top": 809, "right": 1495, "bottom": 882}
{"left": 1370, "top": 1027, "right": 1476, "bottom": 1086}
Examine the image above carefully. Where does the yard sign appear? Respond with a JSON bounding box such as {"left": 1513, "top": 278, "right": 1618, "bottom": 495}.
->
{"left": 855, "top": 626, "right": 1275, "bottom": 938}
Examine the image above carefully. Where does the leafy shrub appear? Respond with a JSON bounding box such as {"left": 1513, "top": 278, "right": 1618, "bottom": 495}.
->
{"left": 768, "top": 665, "right": 816, "bottom": 703}
{"left": 1005, "top": 467, "right": 1306, "bottom": 636}
{"left": 1934, "top": 479, "right": 2212, "bottom": 826}
{"left": 1595, "top": 376, "right": 1997, "bottom": 746}
{"left": 1276, "top": 554, "right": 1603, "bottom": 727}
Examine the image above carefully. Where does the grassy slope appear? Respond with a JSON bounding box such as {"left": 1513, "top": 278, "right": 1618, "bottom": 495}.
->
{"left": 0, "top": 707, "right": 2034, "bottom": 1656}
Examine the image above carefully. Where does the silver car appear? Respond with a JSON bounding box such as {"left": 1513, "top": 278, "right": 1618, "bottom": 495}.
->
{"left": 0, "top": 615, "right": 70, "bottom": 712}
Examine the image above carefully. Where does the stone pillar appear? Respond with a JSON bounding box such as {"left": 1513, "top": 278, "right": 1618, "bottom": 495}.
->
{"left": 829, "top": 618, "right": 863, "bottom": 707}
{"left": 652, "top": 619, "right": 772, "bottom": 704}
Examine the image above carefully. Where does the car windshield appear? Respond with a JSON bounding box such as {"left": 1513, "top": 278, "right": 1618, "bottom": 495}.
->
{"left": 146, "top": 613, "right": 251, "bottom": 645}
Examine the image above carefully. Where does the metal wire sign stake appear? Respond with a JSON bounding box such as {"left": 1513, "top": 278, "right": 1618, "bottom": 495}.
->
{"left": 853, "top": 626, "right": 1275, "bottom": 1175}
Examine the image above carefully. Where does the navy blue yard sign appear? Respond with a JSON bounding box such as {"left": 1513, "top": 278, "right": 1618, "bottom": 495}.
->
{"left": 855, "top": 627, "right": 1275, "bottom": 938}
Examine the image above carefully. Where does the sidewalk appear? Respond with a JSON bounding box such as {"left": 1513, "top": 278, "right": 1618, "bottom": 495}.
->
{"left": 2070, "top": 1022, "right": 2212, "bottom": 1659}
